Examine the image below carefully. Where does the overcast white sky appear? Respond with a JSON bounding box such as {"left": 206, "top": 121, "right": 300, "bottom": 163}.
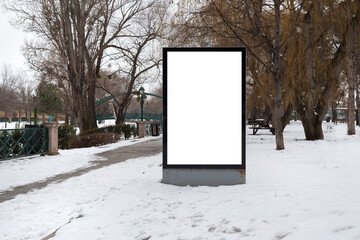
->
{"left": 0, "top": 10, "right": 31, "bottom": 74}
{"left": 0, "top": 8, "right": 161, "bottom": 92}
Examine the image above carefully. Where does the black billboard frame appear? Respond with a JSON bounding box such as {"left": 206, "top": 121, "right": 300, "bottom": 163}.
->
{"left": 163, "top": 47, "right": 246, "bottom": 170}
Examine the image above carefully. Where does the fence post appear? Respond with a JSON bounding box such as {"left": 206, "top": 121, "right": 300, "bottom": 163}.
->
{"left": 3, "top": 130, "right": 7, "bottom": 159}
{"left": 43, "top": 122, "right": 60, "bottom": 155}
{"left": 137, "top": 121, "right": 146, "bottom": 138}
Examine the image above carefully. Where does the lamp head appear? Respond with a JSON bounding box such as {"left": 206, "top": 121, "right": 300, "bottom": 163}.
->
{"left": 139, "top": 86, "right": 145, "bottom": 95}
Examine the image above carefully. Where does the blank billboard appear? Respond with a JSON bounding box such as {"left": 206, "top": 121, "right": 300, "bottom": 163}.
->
{"left": 163, "top": 48, "right": 245, "bottom": 169}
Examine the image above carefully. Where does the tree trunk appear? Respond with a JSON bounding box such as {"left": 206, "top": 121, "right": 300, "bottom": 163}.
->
{"left": 65, "top": 114, "right": 70, "bottom": 125}
{"left": 347, "top": 70, "right": 356, "bottom": 134}
{"left": 357, "top": 44, "right": 360, "bottom": 126}
{"left": 293, "top": 100, "right": 327, "bottom": 140}
{"left": 86, "top": 75, "right": 97, "bottom": 130}
{"left": 60, "top": 2, "right": 97, "bottom": 134}
{"left": 356, "top": 88, "right": 360, "bottom": 126}
{"left": 72, "top": 84, "right": 97, "bottom": 133}
{"left": 263, "top": 104, "right": 272, "bottom": 124}
{"left": 301, "top": 117, "right": 324, "bottom": 140}
{"left": 293, "top": 5, "right": 326, "bottom": 141}
{"left": 346, "top": 13, "right": 356, "bottom": 135}
{"left": 115, "top": 109, "right": 126, "bottom": 125}
{"left": 273, "top": 0, "right": 284, "bottom": 150}
{"left": 281, "top": 104, "right": 293, "bottom": 132}
{"left": 79, "top": 97, "right": 97, "bottom": 132}
{"left": 70, "top": 113, "right": 75, "bottom": 125}
{"left": 331, "top": 101, "right": 338, "bottom": 124}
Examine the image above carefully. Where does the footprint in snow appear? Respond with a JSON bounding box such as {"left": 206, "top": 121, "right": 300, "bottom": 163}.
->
{"left": 231, "top": 226, "right": 242, "bottom": 233}
{"left": 275, "top": 231, "right": 291, "bottom": 239}
{"left": 279, "top": 213, "right": 290, "bottom": 218}
{"left": 191, "top": 212, "right": 205, "bottom": 218}
{"left": 333, "top": 225, "right": 354, "bottom": 233}
{"left": 246, "top": 227, "right": 256, "bottom": 232}
{"left": 329, "top": 210, "right": 345, "bottom": 216}
{"left": 136, "top": 231, "right": 151, "bottom": 240}
{"left": 220, "top": 218, "right": 230, "bottom": 224}
{"left": 218, "top": 226, "right": 242, "bottom": 234}
{"left": 208, "top": 226, "right": 216, "bottom": 232}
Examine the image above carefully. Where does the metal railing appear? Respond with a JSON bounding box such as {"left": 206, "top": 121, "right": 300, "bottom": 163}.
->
{"left": 0, "top": 117, "right": 33, "bottom": 122}
{"left": 96, "top": 112, "right": 162, "bottom": 121}
{"left": 0, "top": 128, "right": 49, "bottom": 160}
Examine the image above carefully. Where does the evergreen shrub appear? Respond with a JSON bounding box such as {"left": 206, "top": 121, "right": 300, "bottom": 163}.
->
{"left": 58, "top": 124, "right": 77, "bottom": 149}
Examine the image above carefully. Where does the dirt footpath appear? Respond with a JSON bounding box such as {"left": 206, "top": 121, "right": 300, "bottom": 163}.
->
{"left": 0, "top": 138, "right": 162, "bottom": 203}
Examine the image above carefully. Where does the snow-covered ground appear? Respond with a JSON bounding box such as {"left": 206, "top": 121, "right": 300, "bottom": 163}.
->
{"left": 0, "top": 136, "right": 160, "bottom": 192}
{"left": 97, "top": 119, "right": 116, "bottom": 128}
{"left": 0, "top": 122, "right": 28, "bottom": 129}
{"left": 1, "top": 121, "right": 360, "bottom": 239}
{"left": 0, "top": 120, "right": 140, "bottom": 192}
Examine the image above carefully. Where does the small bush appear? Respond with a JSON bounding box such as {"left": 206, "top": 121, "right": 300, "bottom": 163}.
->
{"left": 130, "top": 125, "right": 137, "bottom": 137}
{"left": 121, "top": 124, "right": 131, "bottom": 139}
{"left": 70, "top": 132, "right": 120, "bottom": 149}
{"left": 58, "top": 124, "right": 77, "bottom": 149}
{"left": 82, "top": 124, "right": 136, "bottom": 139}
{"left": 0, "top": 130, "right": 24, "bottom": 157}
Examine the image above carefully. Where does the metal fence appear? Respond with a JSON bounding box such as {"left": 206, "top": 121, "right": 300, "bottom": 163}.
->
{"left": 0, "top": 128, "right": 49, "bottom": 160}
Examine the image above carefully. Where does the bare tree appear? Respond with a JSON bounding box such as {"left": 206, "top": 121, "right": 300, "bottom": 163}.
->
{"left": 343, "top": 0, "right": 360, "bottom": 135}
{"left": 0, "top": 65, "right": 17, "bottom": 107}
{"left": 4, "top": 0, "right": 160, "bottom": 132}
{"left": 17, "top": 74, "right": 35, "bottom": 124}
{"left": 0, "top": 65, "right": 20, "bottom": 126}
{"left": 20, "top": 85, "right": 34, "bottom": 123}
{"left": 97, "top": 2, "right": 165, "bottom": 124}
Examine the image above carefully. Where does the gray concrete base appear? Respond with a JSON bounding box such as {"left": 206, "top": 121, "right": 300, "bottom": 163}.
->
{"left": 163, "top": 169, "right": 246, "bottom": 186}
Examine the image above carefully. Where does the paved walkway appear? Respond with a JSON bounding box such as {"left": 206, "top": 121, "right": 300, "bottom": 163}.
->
{"left": 0, "top": 138, "right": 162, "bottom": 203}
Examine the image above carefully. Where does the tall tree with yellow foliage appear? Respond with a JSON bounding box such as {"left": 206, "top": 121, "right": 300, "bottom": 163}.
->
{"left": 169, "top": 0, "right": 305, "bottom": 150}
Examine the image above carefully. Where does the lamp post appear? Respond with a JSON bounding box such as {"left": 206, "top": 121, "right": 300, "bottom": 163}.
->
{"left": 139, "top": 86, "right": 145, "bottom": 121}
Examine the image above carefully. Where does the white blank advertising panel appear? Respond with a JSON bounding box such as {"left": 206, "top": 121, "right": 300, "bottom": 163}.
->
{"left": 163, "top": 48, "right": 245, "bottom": 169}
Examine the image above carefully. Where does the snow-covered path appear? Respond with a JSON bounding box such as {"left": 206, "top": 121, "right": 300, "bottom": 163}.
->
{"left": 1, "top": 121, "right": 360, "bottom": 240}
{"left": 0, "top": 138, "right": 161, "bottom": 203}
{"left": 0, "top": 136, "right": 160, "bottom": 192}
